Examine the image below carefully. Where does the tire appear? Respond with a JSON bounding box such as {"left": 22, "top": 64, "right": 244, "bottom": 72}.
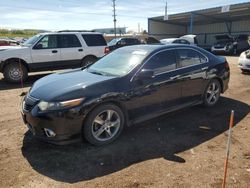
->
{"left": 241, "top": 69, "right": 250, "bottom": 74}
{"left": 81, "top": 56, "right": 97, "bottom": 67}
{"left": 203, "top": 79, "right": 221, "bottom": 107}
{"left": 83, "top": 103, "right": 125, "bottom": 146}
{"left": 3, "top": 62, "right": 28, "bottom": 83}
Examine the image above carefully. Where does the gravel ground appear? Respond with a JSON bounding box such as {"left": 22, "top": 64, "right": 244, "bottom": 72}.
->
{"left": 0, "top": 56, "right": 249, "bottom": 188}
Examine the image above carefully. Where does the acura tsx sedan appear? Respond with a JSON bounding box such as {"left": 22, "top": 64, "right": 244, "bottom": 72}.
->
{"left": 21, "top": 44, "right": 230, "bottom": 145}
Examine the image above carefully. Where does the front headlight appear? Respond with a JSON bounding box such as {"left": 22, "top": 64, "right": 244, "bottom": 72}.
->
{"left": 38, "top": 98, "right": 85, "bottom": 111}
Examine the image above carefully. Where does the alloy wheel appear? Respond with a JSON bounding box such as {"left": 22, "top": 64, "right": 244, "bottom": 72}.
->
{"left": 206, "top": 82, "right": 220, "bottom": 105}
{"left": 91, "top": 109, "right": 121, "bottom": 142}
{"left": 9, "top": 67, "right": 22, "bottom": 81}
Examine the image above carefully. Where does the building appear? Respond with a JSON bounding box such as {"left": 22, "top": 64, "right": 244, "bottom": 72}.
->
{"left": 93, "top": 27, "right": 126, "bottom": 35}
{"left": 148, "top": 2, "right": 250, "bottom": 48}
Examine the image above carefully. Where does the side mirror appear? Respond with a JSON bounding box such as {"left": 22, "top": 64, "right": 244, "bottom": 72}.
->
{"left": 34, "top": 43, "right": 43, "bottom": 49}
{"left": 116, "top": 41, "right": 121, "bottom": 46}
{"left": 136, "top": 69, "right": 154, "bottom": 80}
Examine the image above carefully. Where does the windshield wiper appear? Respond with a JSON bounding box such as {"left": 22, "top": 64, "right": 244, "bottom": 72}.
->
{"left": 88, "top": 70, "right": 105, "bottom": 76}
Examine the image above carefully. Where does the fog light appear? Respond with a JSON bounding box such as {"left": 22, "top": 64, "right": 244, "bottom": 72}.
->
{"left": 44, "top": 128, "right": 56, "bottom": 137}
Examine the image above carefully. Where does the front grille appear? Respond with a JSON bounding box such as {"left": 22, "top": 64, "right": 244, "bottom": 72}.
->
{"left": 23, "top": 95, "right": 39, "bottom": 112}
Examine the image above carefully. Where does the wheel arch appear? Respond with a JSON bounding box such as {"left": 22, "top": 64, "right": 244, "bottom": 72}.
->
{"left": 82, "top": 99, "right": 129, "bottom": 130}
{"left": 2, "top": 58, "right": 30, "bottom": 72}
{"left": 213, "top": 77, "right": 224, "bottom": 93}
{"left": 81, "top": 55, "right": 98, "bottom": 62}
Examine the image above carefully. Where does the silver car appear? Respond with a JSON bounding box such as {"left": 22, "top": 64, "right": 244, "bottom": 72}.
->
{"left": 238, "top": 50, "right": 250, "bottom": 73}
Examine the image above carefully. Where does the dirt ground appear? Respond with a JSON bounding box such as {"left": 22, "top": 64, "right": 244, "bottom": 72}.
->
{"left": 0, "top": 56, "right": 249, "bottom": 188}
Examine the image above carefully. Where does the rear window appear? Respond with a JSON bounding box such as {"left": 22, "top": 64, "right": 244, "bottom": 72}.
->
{"left": 82, "top": 34, "right": 107, "bottom": 46}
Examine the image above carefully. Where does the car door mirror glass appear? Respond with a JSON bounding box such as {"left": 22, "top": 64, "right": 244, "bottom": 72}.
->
{"left": 136, "top": 69, "right": 154, "bottom": 80}
{"left": 34, "top": 43, "right": 43, "bottom": 49}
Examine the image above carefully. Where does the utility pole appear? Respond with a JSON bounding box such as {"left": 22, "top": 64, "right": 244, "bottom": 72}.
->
{"left": 112, "top": 0, "right": 117, "bottom": 38}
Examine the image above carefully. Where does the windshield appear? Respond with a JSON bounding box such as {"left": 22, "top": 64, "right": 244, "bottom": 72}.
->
{"left": 87, "top": 48, "right": 148, "bottom": 77}
{"left": 22, "top": 34, "right": 42, "bottom": 46}
{"left": 108, "top": 38, "right": 120, "bottom": 46}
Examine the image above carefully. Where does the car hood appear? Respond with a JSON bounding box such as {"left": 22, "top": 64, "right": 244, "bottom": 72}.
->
{"left": 29, "top": 69, "right": 115, "bottom": 101}
{"left": 0, "top": 45, "right": 25, "bottom": 50}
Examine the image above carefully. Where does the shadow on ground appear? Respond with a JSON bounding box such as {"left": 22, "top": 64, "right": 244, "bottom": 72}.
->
{"left": 22, "top": 97, "right": 250, "bottom": 183}
{"left": 0, "top": 73, "right": 52, "bottom": 91}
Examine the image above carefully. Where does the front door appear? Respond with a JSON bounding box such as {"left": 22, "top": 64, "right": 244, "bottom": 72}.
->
{"left": 127, "top": 50, "right": 182, "bottom": 119}
{"left": 31, "top": 35, "right": 60, "bottom": 70}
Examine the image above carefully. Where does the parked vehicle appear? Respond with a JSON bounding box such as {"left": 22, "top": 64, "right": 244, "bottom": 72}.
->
{"left": 238, "top": 49, "right": 250, "bottom": 73}
{"left": 234, "top": 34, "right": 250, "bottom": 54}
{"left": 21, "top": 44, "right": 230, "bottom": 145}
{"left": 161, "top": 35, "right": 198, "bottom": 46}
{"left": 211, "top": 34, "right": 250, "bottom": 55}
{"left": 0, "top": 31, "right": 108, "bottom": 82}
{"left": 0, "top": 39, "right": 19, "bottom": 46}
{"left": 180, "top": 35, "right": 198, "bottom": 45}
{"left": 160, "top": 38, "right": 191, "bottom": 45}
{"left": 108, "top": 37, "right": 141, "bottom": 52}
{"left": 144, "top": 36, "right": 161, "bottom": 44}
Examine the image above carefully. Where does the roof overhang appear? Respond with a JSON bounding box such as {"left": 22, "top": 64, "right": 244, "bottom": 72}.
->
{"left": 149, "top": 2, "right": 250, "bottom": 26}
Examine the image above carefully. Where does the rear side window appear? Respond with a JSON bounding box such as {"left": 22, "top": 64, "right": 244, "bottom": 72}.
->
{"left": 177, "top": 49, "right": 206, "bottom": 68}
{"left": 126, "top": 38, "right": 140, "bottom": 45}
{"left": 173, "top": 39, "right": 190, "bottom": 44}
{"left": 82, "top": 34, "right": 107, "bottom": 46}
{"left": 144, "top": 50, "right": 176, "bottom": 74}
{"left": 59, "top": 34, "right": 81, "bottom": 48}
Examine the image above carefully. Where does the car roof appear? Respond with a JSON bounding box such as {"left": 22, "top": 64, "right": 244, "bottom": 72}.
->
{"left": 118, "top": 44, "right": 197, "bottom": 52}
{"left": 39, "top": 32, "right": 103, "bottom": 35}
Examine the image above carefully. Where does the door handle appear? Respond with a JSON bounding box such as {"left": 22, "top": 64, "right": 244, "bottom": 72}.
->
{"left": 52, "top": 50, "right": 58, "bottom": 53}
{"left": 170, "top": 75, "right": 180, "bottom": 80}
{"left": 201, "top": 67, "right": 209, "bottom": 71}
{"left": 78, "top": 49, "right": 83, "bottom": 52}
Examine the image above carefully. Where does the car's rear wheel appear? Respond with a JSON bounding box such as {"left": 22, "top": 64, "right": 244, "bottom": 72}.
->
{"left": 83, "top": 103, "right": 124, "bottom": 146}
{"left": 3, "top": 62, "right": 28, "bottom": 83}
{"left": 203, "top": 79, "right": 221, "bottom": 107}
{"left": 81, "top": 56, "right": 97, "bottom": 67}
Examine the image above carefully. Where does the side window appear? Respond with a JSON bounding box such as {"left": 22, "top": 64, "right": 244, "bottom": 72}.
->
{"left": 60, "top": 34, "right": 81, "bottom": 48}
{"left": 144, "top": 50, "right": 176, "bottom": 74}
{"left": 177, "top": 49, "right": 205, "bottom": 68}
{"left": 81, "top": 34, "right": 107, "bottom": 46}
{"left": 35, "top": 35, "right": 58, "bottom": 49}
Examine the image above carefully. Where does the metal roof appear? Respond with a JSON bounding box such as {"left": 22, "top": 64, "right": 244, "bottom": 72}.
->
{"left": 149, "top": 2, "right": 250, "bottom": 26}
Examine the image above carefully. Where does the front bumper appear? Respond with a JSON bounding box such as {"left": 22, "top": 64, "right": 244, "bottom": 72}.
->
{"left": 238, "top": 57, "right": 250, "bottom": 71}
{"left": 211, "top": 46, "right": 233, "bottom": 54}
{"left": 21, "top": 96, "right": 85, "bottom": 145}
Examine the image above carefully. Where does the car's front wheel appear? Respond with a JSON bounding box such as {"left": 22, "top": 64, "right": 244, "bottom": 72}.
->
{"left": 3, "top": 62, "right": 28, "bottom": 83}
{"left": 83, "top": 103, "right": 125, "bottom": 146}
{"left": 203, "top": 79, "right": 221, "bottom": 107}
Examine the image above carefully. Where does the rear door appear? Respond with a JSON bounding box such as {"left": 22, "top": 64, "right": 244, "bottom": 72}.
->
{"left": 59, "top": 34, "right": 83, "bottom": 67}
{"left": 81, "top": 34, "right": 107, "bottom": 58}
{"left": 176, "top": 48, "right": 209, "bottom": 103}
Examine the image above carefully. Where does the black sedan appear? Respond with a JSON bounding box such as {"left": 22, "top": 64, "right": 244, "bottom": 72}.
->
{"left": 21, "top": 44, "right": 230, "bottom": 145}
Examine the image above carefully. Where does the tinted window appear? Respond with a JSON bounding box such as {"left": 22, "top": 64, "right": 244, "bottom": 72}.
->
{"left": 82, "top": 34, "right": 107, "bottom": 46}
{"left": 173, "top": 39, "right": 190, "bottom": 44}
{"left": 126, "top": 38, "right": 139, "bottom": 45}
{"left": 35, "top": 35, "right": 58, "bottom": 49}
{"left": 144, "top": 50, "right": 176, "bottom": 74}
{"left": 59, "top": 34, "right": 81, "bottom": 48}
{"left": 177, "top": 49, "right": 205, "bottom": 68}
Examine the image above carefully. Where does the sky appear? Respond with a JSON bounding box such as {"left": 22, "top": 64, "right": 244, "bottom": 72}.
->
{"left": 0, "top": 0, "right": 249, "bottom": 31}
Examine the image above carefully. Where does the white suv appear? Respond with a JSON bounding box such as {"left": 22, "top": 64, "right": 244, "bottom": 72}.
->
{"left": 0, "top": 31, "right": 109, "bottom": 82}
